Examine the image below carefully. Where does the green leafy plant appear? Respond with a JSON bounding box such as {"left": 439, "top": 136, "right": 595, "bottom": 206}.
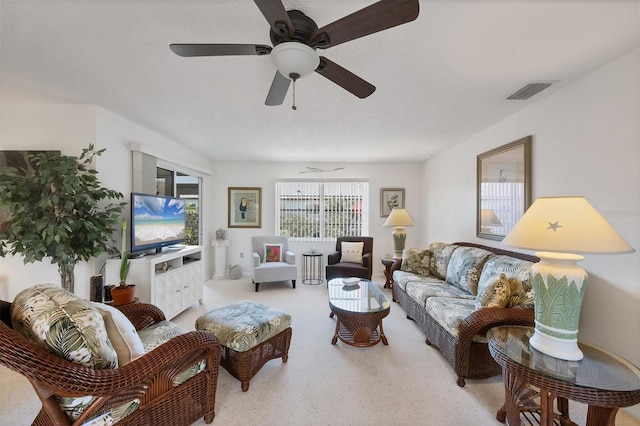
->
{"left": 0, "top": 145, "right": 126, "bottom": 293}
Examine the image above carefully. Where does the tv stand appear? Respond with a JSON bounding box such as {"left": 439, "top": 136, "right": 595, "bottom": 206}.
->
{"left": 105, "top": 245, "right": 203, "bottom": 319}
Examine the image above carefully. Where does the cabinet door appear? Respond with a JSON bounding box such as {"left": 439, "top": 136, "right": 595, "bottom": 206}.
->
{"left": 183, "top": 261, "right": 203, "bottom": 307}
{"left": 155, "top": 269, "right": 183, "bottom": 319}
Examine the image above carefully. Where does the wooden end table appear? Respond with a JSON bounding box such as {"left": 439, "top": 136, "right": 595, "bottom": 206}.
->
{"left": 488, "top": 326, "right": 640, "bottom": 426}
{"left": 381, "top": 257, "right": 400, "bottom": 289}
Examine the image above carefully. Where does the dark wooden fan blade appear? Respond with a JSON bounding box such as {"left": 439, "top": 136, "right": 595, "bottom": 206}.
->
{"left": 315, "top": 57, "right": 375, "bottom": 99}
{"left": 311, "top": 0, "right": 419, "bottom": 49}
{"left": 254, "top": 0, "right": 294, "bottom": 39}
{"left": 170, "top": 44, "right": 272, "bottom": 57}
{"left": 265, "top": 71, "right": 291, "bottom": 106}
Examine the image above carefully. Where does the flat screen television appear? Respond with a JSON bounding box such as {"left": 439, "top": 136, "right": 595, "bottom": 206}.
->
{"left": 131, "top": 192, "right": 186, "bottom": 254}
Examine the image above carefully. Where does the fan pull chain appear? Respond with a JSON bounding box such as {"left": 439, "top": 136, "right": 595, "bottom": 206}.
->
{"left": 290, "top": 73, "right": 300, "bottom": 111}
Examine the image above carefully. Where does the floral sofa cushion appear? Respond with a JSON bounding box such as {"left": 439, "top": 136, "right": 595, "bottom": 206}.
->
{"left": 195, "top": 300, "right": 291, "bottom": 352}
{"left": 406, "top": 281, "right": 475, "bottom": 307}
{"left": 445, "top": 246, "right": 494, "bottom": 296}
{"left": 427, "top": 243, "right": 459, "bottom": 280}
{"left": 401, "top": 248, "right": 432, "bottom": 276}
{"left": 11, "top": 284, "right": 118, "bottom": 369}
{"left": 424, "top": 296, "right": 488, "bottom": 343}
{"left": 393, "top": 270, "right": 444, "bottom": 291}
{"left": 476, "top": 255, "right": 533, "bottom": 310}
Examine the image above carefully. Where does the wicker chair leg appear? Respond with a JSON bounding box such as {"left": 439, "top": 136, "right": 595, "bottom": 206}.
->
{"left": 457, "top": 377, "right": 466, "bottom": 387}
{"left": 241, "top": 381, "right": 250, "bottom": 392}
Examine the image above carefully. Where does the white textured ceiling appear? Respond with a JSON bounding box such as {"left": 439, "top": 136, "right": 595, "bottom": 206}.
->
{"left": 1, "top": 1, "right": 638, "bottom": 162}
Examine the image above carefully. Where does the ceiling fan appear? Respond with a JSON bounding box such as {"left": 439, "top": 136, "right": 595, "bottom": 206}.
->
{"left": 299, "top": 166, "right": 345, "bottom": 173}
{"left": 170, "top": 0, "right": 419, "bottom": 108}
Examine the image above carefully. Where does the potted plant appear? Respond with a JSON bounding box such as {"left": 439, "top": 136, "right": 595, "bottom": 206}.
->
{"left": 0, "top": 145, "right": 125, "bottom": 293}
{"left": 110, "top": 218, "right": 135, "bottom": 305}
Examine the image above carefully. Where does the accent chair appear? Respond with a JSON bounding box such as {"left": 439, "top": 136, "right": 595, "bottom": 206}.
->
{"left": 251, "top": 236, "right": 297, "bottom": 292}
{"left": 326, "top": 236, "right": 373, "bottom": 281}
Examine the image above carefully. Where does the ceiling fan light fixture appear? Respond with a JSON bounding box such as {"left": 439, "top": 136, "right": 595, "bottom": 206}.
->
{"left": 271, "top": 42, "right": 319, "bottom": 80}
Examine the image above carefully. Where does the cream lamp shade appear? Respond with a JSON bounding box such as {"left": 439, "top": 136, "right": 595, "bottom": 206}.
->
{"left": 502, "top": 196, "right": 634, "bottom": 361}
{"left": 383, "top": 208, "right": 415, "bottom": 260}
{"left": 481, "top": 209, "right": 503, "bottom": 226}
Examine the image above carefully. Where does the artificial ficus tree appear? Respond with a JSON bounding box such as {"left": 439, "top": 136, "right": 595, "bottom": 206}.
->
{"left": 0, "top": 145, "right": 126, "bottom": 293}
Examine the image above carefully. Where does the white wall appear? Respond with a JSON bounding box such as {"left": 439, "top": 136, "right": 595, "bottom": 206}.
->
{"left": 209, "top": 161, "right": 424, "bottom": 278}
{"left": 423, "top": 48, "right": 640, "bottom": 417}
{"left": 0, "top": 104, "right": 215, "bottom": 300}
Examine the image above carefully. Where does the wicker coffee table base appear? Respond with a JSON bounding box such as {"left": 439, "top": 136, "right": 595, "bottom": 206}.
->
{"left": 329, "top": 309, "right": 389, "bottom": 347}
{"left": 220, "top": 327, "right": 292, "bottom": 392}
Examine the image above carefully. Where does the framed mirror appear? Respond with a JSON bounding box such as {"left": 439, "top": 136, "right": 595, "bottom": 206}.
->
{"left": 477, "top": 136, "right": 532, "bottom": 240}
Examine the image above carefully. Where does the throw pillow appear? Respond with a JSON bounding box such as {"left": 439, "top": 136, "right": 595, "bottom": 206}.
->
{"left": 340, "top": 241, "right": 364, "bottom": 264}
{"left": 476, "top": 273, "right": 534, "bottom": 310}
{"left": 264, "top": 244, "right": 283, "bottom": 262}
{"left": 11, "top": 284, "right": 118, "bottom": 369}
{"left": 92, "top": 302, "right": 145, "bottom": 365}
{"left": 476, "top": 274, "right": 511, "bottom": 309}
{"left": 401, "top": 248, "right": 432, "bottom": 276}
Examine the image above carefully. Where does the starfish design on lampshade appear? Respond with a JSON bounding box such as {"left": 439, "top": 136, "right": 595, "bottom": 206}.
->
{"left": 547, "top": 221, "right": 562, "bottom": 232}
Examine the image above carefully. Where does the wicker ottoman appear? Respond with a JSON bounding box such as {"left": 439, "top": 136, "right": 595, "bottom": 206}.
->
{"left": 195, "top": 301, "right": 292, "bottom": 392}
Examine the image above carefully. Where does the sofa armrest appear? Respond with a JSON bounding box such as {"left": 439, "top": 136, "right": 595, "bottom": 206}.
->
{"left": 327, "top": 251, "right": 340, "bottom": 265}
{"left": 252, "top": 251, "right": 261, "bottom": 267}
{"left": 455, "top": 308, "right": 534, "bottom": 376}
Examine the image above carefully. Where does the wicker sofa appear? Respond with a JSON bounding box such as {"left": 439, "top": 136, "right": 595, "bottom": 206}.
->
{"left": 0, "top": 284, "right": 221, "bottom": 425}
{"left": 391, "top": 242, "right": 538, "bottom": 387}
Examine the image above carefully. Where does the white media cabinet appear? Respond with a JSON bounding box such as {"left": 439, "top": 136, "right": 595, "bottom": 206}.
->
{"left": 105, "top": 245, "right": 204, "bottom": 319}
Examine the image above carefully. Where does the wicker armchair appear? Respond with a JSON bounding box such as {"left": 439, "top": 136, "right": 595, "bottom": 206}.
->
{"left": 0, "top": 299, "right": 222, "bottom": 425}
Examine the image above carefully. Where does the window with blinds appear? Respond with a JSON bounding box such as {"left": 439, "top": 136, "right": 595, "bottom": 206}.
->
{"left": 275, "top": 181, "right": 369, "bottom": 241}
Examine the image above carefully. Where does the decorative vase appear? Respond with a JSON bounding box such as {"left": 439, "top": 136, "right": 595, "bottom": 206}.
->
{"left": 110, "top": 284, "right": 136, "bottom": 305}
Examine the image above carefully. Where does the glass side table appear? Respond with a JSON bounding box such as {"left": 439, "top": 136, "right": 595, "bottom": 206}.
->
{"left": 488, "top": 326, "right": 640, "bottom": 426}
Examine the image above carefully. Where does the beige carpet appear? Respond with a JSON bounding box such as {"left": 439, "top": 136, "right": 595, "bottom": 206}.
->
{"left": 1, "top": 277, "right": 639, "bottom": 425}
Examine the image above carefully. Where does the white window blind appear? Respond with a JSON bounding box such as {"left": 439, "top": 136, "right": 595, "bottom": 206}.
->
{"left": 275, "top": 181, "right": 369, "bottom": 241}
{"left": 480, "top": 182, "right": 525, "bottom": 234}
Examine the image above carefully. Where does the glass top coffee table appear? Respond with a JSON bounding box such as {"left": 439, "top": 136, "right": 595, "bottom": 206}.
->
{"left": 327, "top": 278, "right": 391, "bottom": 347}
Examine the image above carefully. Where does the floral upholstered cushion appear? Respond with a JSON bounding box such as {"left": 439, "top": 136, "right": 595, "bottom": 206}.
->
{"left": 56, "top": 396, "right": 140, "bottom": 425}
{"left": 401, "top": 248, "right": 432, "bottom": 276}
{"left": 195, "top": 300, "right": 291, "bottom": 352}
{"left": 392, "top": 270, "right": 444, "bottom": 291}
{"left": 406, "top": 282, "right": 475, "bottom": 307}
{"left": 427, "top": 243, "right": 459, "bottom": 280}
{"left": 476, "top": 255, "right": 534, "bottom": 310}
{"left": 11, "top": 284, "right": 118, "bottom": 369}
{"left": 445, "top": 246, "right": 494, "bottom": 295}
{"left": 424, "top": 297, "right": 488, "bottom": 343}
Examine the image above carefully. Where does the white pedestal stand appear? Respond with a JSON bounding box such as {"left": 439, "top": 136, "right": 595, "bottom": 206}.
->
{"left": 212, "top": 240, "right": 230, "bottom": 279}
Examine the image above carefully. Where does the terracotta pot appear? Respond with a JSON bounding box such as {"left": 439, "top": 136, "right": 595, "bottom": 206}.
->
{"left": 110, "top": 284, "right": 136, "bottom": 306}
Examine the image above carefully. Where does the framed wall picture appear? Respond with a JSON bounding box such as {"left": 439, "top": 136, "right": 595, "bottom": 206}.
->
{"left": 477, "top": 136, "right": 532, "bottom": 241}
{"left": 228, "top": 187, "right": 262, "bottom": 228}
{"left": 380, "top": 188, "right": 405, "bottom": 217}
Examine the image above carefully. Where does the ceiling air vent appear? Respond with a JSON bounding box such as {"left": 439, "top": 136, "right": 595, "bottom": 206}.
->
{"left": 506, "top": 82, "right": 554, "bottom": 100}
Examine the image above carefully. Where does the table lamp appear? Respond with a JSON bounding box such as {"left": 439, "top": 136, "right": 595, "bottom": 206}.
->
{"left": 383, "top": 208, "right": 414, "bottom": 260}
{"left": 480, "top": 208, "right": 503, "bottom": 233}
{"left": 502, "top": 196, "right": 634, "bottom": 361}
